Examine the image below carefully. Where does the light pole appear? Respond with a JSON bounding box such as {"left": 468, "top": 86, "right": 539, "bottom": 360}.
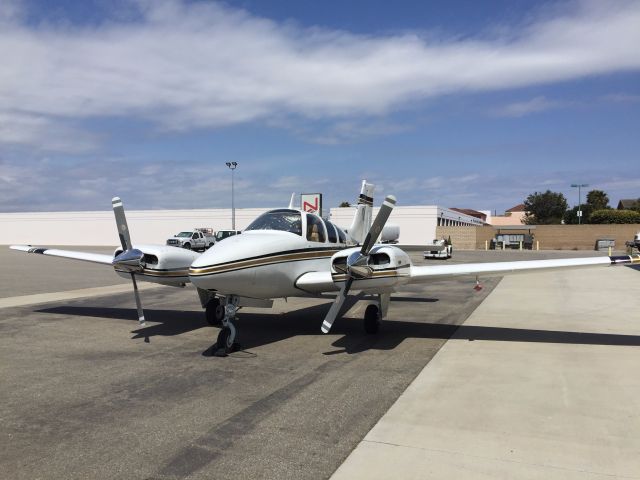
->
{"left": 570, "top": 183, "right": 589, "bottom": 224}
{"left": 226, "top": 162, "right": 238, "bottom": 230}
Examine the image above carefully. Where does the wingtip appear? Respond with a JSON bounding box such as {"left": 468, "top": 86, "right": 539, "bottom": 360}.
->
{"left": 10, "top": 245, "right": 32, "bottom": 251}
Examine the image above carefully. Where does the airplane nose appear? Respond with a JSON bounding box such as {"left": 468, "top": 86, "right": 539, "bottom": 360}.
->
{"left": 190, "top": 235, "right": 244, "bottom": 270}
{"left": 188, "top": 232, "right": 301, "bottom": 296}
{"left": 189, "top": 231, "right": 291, "bottom": 274}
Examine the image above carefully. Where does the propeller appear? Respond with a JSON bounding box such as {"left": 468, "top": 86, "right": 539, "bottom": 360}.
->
{"left": 111, "top": 197, "right": 146, "bottom": 327}
{"left": 321, "top": 195, "right": 396, "bottom": 333}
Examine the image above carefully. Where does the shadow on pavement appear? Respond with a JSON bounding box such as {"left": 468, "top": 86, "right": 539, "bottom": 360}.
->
{"left": 37, "top": 302, "right": 640, "bottom": 356}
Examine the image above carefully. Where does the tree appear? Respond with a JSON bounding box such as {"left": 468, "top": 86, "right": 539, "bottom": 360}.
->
{"left": 563, "top": 205, "right": 593, "bottom": 225}
{"left": 586, "top": 190, "right": 610, "bottom": 211}
{"left": 338, "top": 201, "right": 351, "bottom": 207}
{"left": 564, "top": 189, "right": 609, "bottom": 224}
{"left": 523, "top": 190, "right": 568, "bottom": 225}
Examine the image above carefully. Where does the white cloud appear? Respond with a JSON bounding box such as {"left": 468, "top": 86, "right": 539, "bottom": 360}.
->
{"left": 492, "top": 96, "right": 566, "bottom": 117}
{"left": 601, "top": 93, "right": 640, "bottom": 104}
{"left": 0, "top": 0, "right": 639, "bottom": 151}
{"left": 0, "top": 111, "right": 100, "bottom": 153}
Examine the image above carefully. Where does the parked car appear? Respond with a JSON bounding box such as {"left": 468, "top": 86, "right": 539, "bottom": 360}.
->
{"left": 214, "top": 230, "right": 241, "bottom": 243}
{"left": 625, "top": 232, "right": 640, "bottom": 251}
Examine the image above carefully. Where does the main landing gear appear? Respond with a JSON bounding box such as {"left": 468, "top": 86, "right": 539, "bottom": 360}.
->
{"left": 363, "top": 293, "right": 389, "bottom": 334}
{"left": 210, "top": 295, "right": 240, "bottom": 357}
{"left": 364, "top": 304, "right": 381, "bottom": 334}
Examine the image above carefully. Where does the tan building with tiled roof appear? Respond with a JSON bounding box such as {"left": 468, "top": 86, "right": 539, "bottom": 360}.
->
{"left": 617, "top": 199, "right": 639, "bottom": 210}
{"left": 489, "top": 204, "right": 527, "bottom": 226}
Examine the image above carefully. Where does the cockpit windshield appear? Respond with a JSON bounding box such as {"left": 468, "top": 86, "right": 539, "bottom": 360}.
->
{"left": 245, "top": 209, "right": 302, "bottom": 236}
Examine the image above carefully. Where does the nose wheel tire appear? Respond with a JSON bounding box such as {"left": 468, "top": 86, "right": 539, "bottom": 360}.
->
{"left": 364, "top": 304, "right": 381, "bottom": 334}
{"left": 212, "top": 295, "right": 240, "bottom": 357}
{"left": 214, "top": 324, "right": 238, "bottom": 356}
{"left": 205, "top": 299, "right": 225, "bottom": 326}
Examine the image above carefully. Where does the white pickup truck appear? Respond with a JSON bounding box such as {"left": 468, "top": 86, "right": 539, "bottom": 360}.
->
{"left": 166, "top": 229, "right": 215, "bottom": 251}
{"left": 423, "top": 238, "right": 453, "bottom": 259}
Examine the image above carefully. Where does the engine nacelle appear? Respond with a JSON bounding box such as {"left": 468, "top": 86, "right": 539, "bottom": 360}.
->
{"left": 330, "top": 245, "right": 412, "bottom": 292}
{"left": 380, "top": 224, "right": 400, "bottom": 243}
{"left": 113, "top": 244, "right": 200, "bottom": 286}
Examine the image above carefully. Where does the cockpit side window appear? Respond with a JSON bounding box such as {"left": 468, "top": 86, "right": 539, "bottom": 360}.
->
{"left": 325, "top": 220, "right": 338, "bottom": 243}
{"left": 306, "top": 214, "right": 326, "bottom": 243}
{"left": 245, "top": 209, "right": 302, "bottom": 236}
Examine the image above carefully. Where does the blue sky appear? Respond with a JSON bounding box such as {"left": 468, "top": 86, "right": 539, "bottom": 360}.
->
{"left": 1, "top": 0, "right": 639, "bottom": 213}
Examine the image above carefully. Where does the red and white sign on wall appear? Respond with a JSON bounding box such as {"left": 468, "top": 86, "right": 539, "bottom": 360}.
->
{"left": 301, "top": 193, "right": 322, "bottom": 217}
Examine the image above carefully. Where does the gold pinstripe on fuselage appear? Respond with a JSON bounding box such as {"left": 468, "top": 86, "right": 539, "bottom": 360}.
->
{"left": 189, "top": 248, "right": 342, "bottom": 277}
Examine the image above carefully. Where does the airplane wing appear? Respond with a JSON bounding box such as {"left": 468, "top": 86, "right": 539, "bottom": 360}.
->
{"left": 296, "top": 254, "right": 640, "bottom": 294}
{"left": 407, "top": 256, "right": 623, "bottom": 283}
{"left": 10, "top": 245, "right": 114, "bottom": 265}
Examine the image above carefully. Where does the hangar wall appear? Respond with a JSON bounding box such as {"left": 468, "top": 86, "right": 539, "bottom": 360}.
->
{"left": 0, "top": 205, "right": 480, "bottom": 246}
{"left": 0, "top": 208, "right": 271, "bottom": 246}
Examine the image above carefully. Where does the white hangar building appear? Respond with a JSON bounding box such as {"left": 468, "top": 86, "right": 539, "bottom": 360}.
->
{"left": 0, "top": 205, "right": 482, "bottom": 246}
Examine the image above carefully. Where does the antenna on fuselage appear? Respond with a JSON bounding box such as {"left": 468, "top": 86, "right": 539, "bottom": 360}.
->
{"left": 288, "top": 193, "right": 296, "bottom": 209}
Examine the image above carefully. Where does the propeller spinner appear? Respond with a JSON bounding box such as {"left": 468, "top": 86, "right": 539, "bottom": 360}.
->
{"left": 321, "top": 195, "right": 396, "bottom": 333}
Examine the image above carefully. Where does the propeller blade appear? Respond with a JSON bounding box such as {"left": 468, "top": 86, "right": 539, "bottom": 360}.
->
{"left": 360, "top": 195, "right": 396, "bottom": 255}
{"left": 321, "top": 277, "right": 354, "bottom": 334}
{"left": 112, "top": 197, "right": 132, "bottom": 251}
{"left": 112, "top": 197, "right": 145, "bottom": 326}
{"left": 130, "top": 273, "right": 146, "bottom": 326}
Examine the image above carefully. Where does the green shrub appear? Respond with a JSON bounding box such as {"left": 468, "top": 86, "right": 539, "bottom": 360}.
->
{"left": 589, "top": 209, "right": 640, "bottom": 224}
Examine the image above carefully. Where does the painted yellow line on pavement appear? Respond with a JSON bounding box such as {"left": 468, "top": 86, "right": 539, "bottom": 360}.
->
{"left": 0, "top": 283, "right": 165, "bottom": 309}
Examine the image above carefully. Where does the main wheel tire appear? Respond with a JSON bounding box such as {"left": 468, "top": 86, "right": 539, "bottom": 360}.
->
{"left": 184, "top": 243, "right": 191, "bottom": 250}
{"left": 364, "top": 304, "right": 381, "bottom": 334}
{"left": 205, "top": 299, "right": 225, "bottom": 326}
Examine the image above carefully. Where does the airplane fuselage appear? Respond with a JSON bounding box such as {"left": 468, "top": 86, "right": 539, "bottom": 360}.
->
{"left": 189, "top": 230, "right": 344, "bottom": 298}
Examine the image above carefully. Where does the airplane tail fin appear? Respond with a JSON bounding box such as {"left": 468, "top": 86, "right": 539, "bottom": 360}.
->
{"left": 348, "top": 180, "right": 375, "bottom": 244}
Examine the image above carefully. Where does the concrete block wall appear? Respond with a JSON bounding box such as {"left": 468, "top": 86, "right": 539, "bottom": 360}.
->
{"left": 436, "top": 226, "right": 495, "bottom": 250}
{"left": 437, "top": 224, "right": 640, "bottom": 251}
{"left": 533, "top": 225, "right": 640, "bottom": 250}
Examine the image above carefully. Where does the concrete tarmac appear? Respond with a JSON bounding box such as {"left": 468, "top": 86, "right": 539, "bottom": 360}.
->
{"left": 2, "top": 246, "right": 635, "bottom": 479}
{"left": 331, "top": 263, "right": 640, "bottom": 479}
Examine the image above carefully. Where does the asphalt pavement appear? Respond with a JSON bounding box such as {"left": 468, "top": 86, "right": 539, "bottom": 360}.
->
{"left": 1, "top": 246, "right": 497, "bottom": 479}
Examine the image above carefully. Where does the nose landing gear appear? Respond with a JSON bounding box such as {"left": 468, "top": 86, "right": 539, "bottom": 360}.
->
{"left": 205, "top": 298, "right": 225, "bottom": 326}
{"left": 213, "top": 295, "right": 241, "bottom": 357}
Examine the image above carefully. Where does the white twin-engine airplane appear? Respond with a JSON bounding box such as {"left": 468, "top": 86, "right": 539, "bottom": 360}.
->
{"left": 11, "top": 181, "right": 640, "bottom": 356}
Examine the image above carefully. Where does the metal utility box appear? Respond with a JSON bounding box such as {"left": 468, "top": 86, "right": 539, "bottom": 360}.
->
{"left": 595, "top": 238, "right": 615, "bottom": 251}
{"left": 491, "top": 233, "right": 534, "bottom": 250}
